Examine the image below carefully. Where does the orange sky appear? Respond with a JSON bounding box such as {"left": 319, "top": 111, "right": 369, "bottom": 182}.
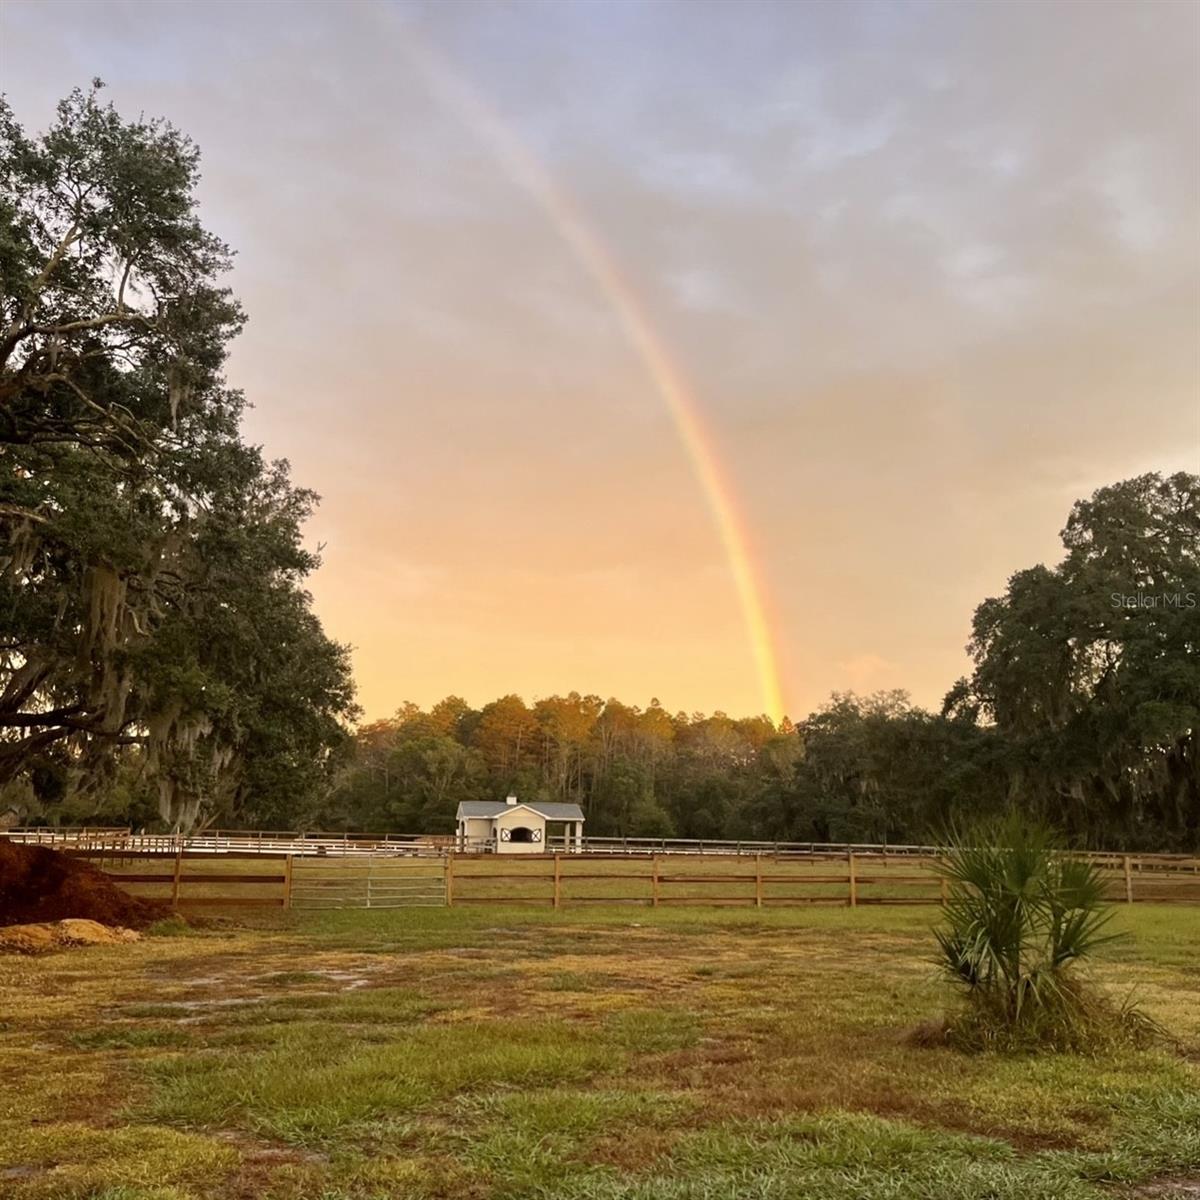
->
{"left": 3, "top": 0, "right": 1198, "bottom": 723}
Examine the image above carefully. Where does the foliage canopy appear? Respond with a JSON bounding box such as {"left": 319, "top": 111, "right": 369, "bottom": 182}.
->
{"left": 0, "top": 84, "right": 356, "bottom": 829}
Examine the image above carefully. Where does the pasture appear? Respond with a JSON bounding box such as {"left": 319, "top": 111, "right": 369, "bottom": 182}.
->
{"left": 1, "top": 903, "right": 1197, "bottom": 1200}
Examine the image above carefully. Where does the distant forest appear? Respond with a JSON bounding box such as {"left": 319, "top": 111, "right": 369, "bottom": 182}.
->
{"left": 320, "top": 469, "right": 1198, "bottom": 852}
{"left": 2, "top": 89, "right": 1198, "bottom": 851}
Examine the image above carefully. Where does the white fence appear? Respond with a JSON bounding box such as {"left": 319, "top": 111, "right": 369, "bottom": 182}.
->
{"left": 4, "top": 827, "right": 449, "bottom": 857}
{"left": 6, "top": 826, "right": 1199, "bottom": 873}
{"left": 5, "top": 825, "right": 954, "bottom": 859}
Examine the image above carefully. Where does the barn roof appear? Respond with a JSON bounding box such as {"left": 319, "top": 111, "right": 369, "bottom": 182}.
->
{"left": 456, "top": 801, "right": 585, "bottom": 821}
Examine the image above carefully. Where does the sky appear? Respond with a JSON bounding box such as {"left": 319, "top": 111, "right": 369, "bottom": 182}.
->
{"left": 2, "top": 0, "right": 1198, "bottom": 724}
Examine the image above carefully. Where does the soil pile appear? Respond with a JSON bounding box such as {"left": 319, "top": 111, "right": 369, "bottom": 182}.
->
{"left": 0, "top": 918, "right": 141, "bottom": 955}
{"left": 0, "top": 841, "right": 170, "bottom": 928}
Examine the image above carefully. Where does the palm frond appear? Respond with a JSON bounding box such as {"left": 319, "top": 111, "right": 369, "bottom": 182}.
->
{"left": 931, "top": 813, "right": 1138, "bottom": 1050}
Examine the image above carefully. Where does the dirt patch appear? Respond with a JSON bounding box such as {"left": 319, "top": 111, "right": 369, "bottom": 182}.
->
{"left": 904, "top": 1017, "right": 951, "bottom": 1047}
{"left": 0, "top": 918, "right": 141, "bottom": 955}
{"left": 1128, "top": 1181, "right": 1200, "bottom": 1198}
{"left": 208, "top": 1145, "right": 327, "bottom": 1200}
{"left": 587, "top": 1127, "right": 679, "bottom": 1170}
{"left": 0, "top": 841, "right": 169, "bottom": 928}
{"left": 213, "top": 1129, "right": 328, "bottom": 1164}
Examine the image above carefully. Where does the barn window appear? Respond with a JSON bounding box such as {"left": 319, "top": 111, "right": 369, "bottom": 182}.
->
{"left": 509, "top": 826, "right": 534, "bottom": 843}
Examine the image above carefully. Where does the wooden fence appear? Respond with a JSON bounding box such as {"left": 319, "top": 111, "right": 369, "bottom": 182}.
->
{"left": 90, "top": 850, "right": 291, "bottom": 911}
{"left": 65, "top": 847, "right": 1200, "bottom": 912}
{"left": 71, "top": 849, "right": 445, "bottom": 911}
{"left": 446, "top": 850, "right": 1200, "bottom": 909}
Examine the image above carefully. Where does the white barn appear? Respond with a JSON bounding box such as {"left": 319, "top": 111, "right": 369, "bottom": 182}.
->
{"left": 454, "top": 796, "right": 585, "bottom": 854}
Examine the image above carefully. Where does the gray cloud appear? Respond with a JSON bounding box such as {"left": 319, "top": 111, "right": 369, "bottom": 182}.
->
{"left": 3, "top": 0, "right": 1196, "bottom": 719}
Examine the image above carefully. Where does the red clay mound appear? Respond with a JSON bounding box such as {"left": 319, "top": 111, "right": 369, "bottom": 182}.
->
{"left": 0, "top": 841, "right": 170, "bottom": 929}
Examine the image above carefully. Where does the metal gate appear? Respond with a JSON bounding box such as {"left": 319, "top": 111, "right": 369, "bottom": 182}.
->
{"left": 289, "top": 856, "right": 447, "bottom": 909}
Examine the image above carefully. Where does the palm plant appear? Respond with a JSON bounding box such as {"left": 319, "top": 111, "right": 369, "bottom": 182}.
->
{"left": 933, "top": 814, "right": 1150, "bottom": 1050}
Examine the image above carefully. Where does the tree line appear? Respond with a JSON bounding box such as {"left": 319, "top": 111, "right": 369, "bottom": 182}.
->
{"left": 321, "top": 469, "right": 1198, "bottom": 851}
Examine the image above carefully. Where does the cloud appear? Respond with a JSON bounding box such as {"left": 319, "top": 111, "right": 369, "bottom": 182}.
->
{"left": 666, "top": 267, "right": 739, "bottom": 314}
{"left": 3, "top": 0, "right": 1195, "bottom": 720}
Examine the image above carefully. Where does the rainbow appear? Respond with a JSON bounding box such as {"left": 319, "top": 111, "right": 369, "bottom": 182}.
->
{"left": 402, "top": 36, "right": 787, "bottom": 724}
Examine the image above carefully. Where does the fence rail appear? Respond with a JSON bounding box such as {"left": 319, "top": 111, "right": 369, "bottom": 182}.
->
{"left": 90, "top": 853, "right": 289, "bottom": 910}
{"left": 10, "top": 825, "right": 1200, "bottom": 865}
{"left": 446, "top": 851, "right": 1200, "bottom": 909}
{"left": 55, "top": 846, "right": 1200, "bottom": 912}
{"left": 4, "top": 826, "right": 453, "bottom": 857}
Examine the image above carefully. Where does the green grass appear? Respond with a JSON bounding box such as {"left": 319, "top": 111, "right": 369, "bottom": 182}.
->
{"left": 68, "top": 1025, "right": 192, "bottom": 1051}
{"left": 145, "top": 1018, "right": 615, "bottom": 1143}
{"left": 0, "top": 903, "right": 1196, "bottom": 1198}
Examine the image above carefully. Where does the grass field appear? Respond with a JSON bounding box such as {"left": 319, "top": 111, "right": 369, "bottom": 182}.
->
{"left": 0, "top": 904, "right": 1197, "bottom": 1199}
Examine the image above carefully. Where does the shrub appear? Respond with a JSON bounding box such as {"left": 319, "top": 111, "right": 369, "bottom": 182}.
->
{"left": 931, "top": 814, "right": 1159, "bottom": 1052}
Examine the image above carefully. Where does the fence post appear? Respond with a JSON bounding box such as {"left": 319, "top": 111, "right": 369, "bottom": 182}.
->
{"left": 847, "top": 850, "right": 857, "bottom": 908}
{"left": 171, "top": 849, "right": 183, "bottom": 910}
{"left": 553, "top": 853, "right": 562, "bottom": 910}
{"left": 1123, "top": 855, "right": 1134, "bottom": 904}
{"left": 939, "top": 874, "right": 949, "bottom": 906}
{"left": 444, "top": 851, "right": 455, "bottom": 908}
{"left": 651, "top": 853, "right": 660, "bottom": 907}
{"left": 754, "top": 851, "right": 763, "bottom": 909}
{"left": 283, "top": 854, "right": 294, "bottom": 910}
